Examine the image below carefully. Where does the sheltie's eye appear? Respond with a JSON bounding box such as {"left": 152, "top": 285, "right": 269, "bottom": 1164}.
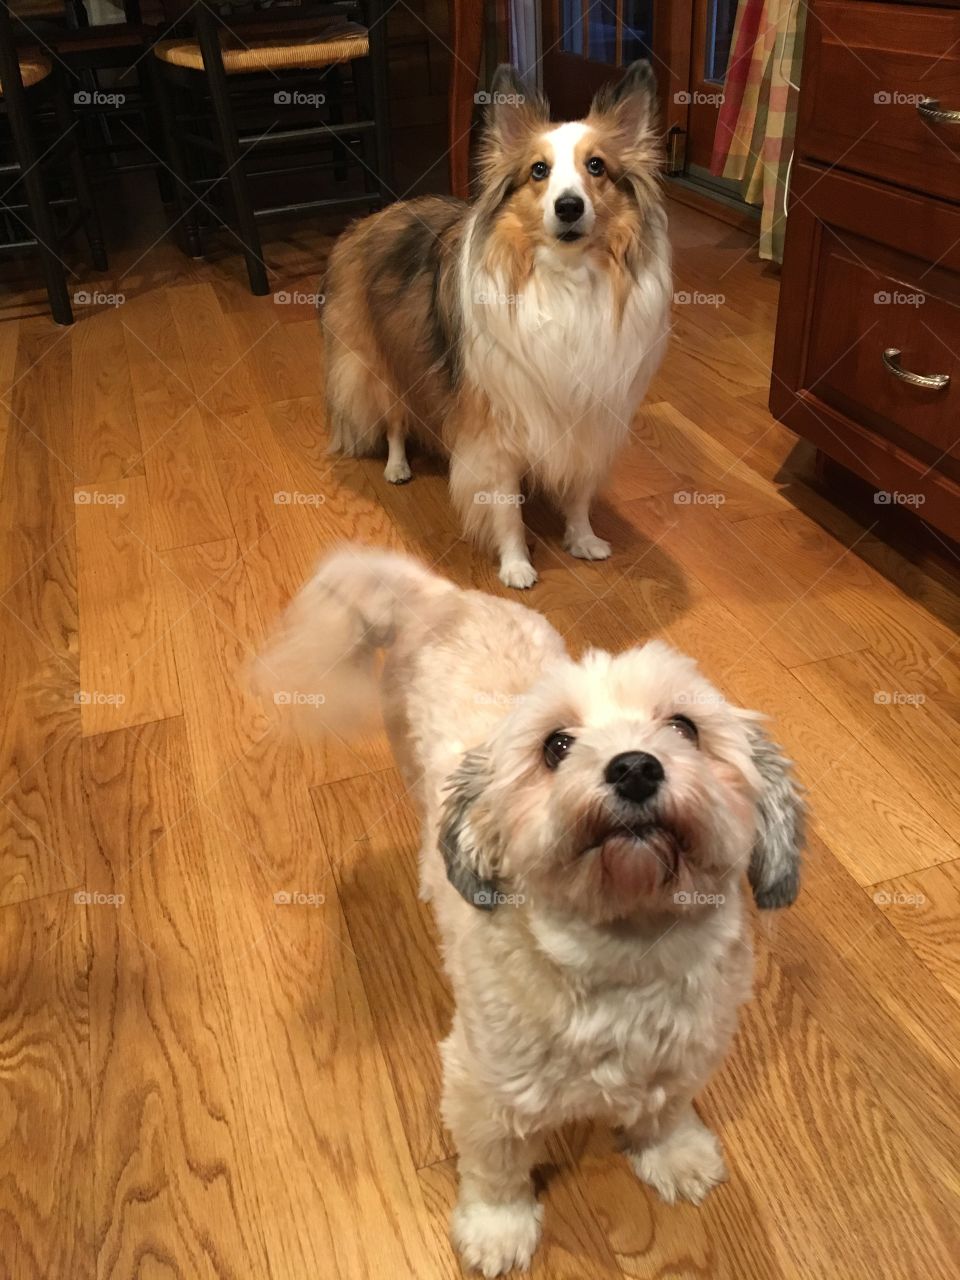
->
{"left": 667, "top": 714, "right": 699, "bottom": 746}
{"left": 531, "top": 161, "right": 550, "bottom": 182}
{"left": 543, "top": 730, "right": 576, "bottom": 769}
{"left": 586, "top": 156, "right": 605, "bottom": 177}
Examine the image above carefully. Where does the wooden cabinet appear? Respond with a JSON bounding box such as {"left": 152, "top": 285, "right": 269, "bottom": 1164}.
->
{"left": 771, "top": 0, "right": 960, "bottom": 540}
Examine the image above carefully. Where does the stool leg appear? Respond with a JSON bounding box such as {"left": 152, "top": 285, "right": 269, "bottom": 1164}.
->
{"left": 155, "top": 66, "right": 203, "bottom": 256}
{"left": 326, "top": 65, "right": 348, "bottom": 182}
{"left": 51, "top": 70, "right": 107, "bottom": 271}
{"left": 366, "top": 0, "right": 393, "bottom": 206}
{"left": 141, "top": 58, "right": 174, "bottom": 204}
{"left": 196, "top": 5, "right": 269, "bottom": 295}
{"left": 0, "top": 35, "right": 73, "bottom": 323}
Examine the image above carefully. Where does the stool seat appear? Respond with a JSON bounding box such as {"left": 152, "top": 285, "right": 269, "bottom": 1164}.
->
{"left": 0, "top": 52, "right": 52, "bottom": 93}
{"left": 154, "top": 18, "right": 368, "bottom": 74}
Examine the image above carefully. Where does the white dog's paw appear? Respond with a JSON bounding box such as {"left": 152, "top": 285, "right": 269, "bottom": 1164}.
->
{"left": 451, "top": 1198, "right": 544, "bottom": 1277}
{"left": 629, "top": 1119, "right": 727, "bottom": 1206}
{"left": 499, "top": 560, "right": 538, "bottom": 590}
{"left": 565, "top": 533, "right": 611, "bottom": 561}
{"left": 384, "top": 458, "right": 412, "bottom": 484}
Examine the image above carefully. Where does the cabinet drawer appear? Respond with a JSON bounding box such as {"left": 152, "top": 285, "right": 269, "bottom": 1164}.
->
{"left": 807, "top": 233, "right": 960, "bottom": 470}
{"left": 771, "top": 163, "right": 960, "bottom": 538}
{"left": 800, "top": 1, "right": 960, "bottom": 204}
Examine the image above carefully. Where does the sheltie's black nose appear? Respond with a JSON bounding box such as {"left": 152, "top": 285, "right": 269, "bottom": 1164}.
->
{"left": 554, "top": 194, "right": 585, "bottom": 224}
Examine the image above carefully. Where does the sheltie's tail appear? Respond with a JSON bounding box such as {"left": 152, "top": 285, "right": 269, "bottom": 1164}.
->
{"left": 254, "top": 546, "right": 454, "bottom": 733}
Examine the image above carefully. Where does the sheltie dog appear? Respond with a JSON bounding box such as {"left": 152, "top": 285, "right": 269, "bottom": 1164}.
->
{"left": 323, "top": 62, "right": 671, "bottom": 588}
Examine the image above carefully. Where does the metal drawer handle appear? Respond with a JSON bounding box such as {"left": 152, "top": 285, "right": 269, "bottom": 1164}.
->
{"left": 882, "top": 347, "right": 950, "bottom": 390}
{"left": 917, "top": 97, "right": 960, "bottom": 125}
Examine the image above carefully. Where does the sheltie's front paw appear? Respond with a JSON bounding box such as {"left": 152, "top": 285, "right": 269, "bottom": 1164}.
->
{"left": 451, "top": 1197, "right": 543, "bottom": 1277}
{"left": 384, "top": 458, "right": 412, "bottom": 484}
{"left": 566, "top": 532, "right": 611, "bottom": 561}
{"left": 499, "top": 560, "right": 538, "bottom": 590}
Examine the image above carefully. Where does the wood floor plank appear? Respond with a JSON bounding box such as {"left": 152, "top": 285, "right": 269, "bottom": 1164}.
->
{"left": 123, "top": 294, "right": 233, "bottom": 551}
{"left": 227, "top": 307, "right": 323, "bottom": 405}
{"left": 71, "top": 307, "right": 143, "bottom": 483}
{"left": 751, "top": 834, "right": 960, "bottom": 1194}
{"left": 82, "top": 718, "right": 271, "bottom": 1279}
{"left": 619, "top": 494, "right": 869, "bottom": 667}
{"left": 167, "top": 283, "right": 259, "bottom": 418}
{"left": 75, "top": 475, "right": 181, "bottom": 735}
{"left": 0, "top": 891, "right": 93, "bottom": 1279}
{"left": 311, "top": 769, "right": 454, "bottom": 1169}
{"left": 161, "top": 540, "right": 448, "bottom": 1277}
{"left": 790, "top": 648, "right": 960, "bottom": 859}
{"left": 734, "top": 509, "right": 960, "bottom": 717}
{"left": 0, "top": 319, "right": 87, "bottom": 905}
{"left": 702, "top": 944, "right": 960, "bottom": 1279}
{"left": 871, "top": 857, "right": 960, "bottom": 1009}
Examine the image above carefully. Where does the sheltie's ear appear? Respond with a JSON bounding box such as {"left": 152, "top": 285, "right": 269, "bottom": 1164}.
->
{"left": 589, "top": 60, "right": 659, "bottom": 144}
{"left": 485, "top": 65, "right": 549, "bottom": 153}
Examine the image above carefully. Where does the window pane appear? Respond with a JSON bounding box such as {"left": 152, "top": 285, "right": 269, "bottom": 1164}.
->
{"left": 705, "top": 0, "right": 737, "bottom": 83}
{"left": 560, "top": 0, "right": 654, "bottom": 65}
{"left": 621, "top": 0, "right": 654, "bottom": 64}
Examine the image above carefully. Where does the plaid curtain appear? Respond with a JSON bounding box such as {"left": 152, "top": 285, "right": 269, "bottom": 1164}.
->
{"left": 711, "top": 0, "right": 806, "bottom": 263}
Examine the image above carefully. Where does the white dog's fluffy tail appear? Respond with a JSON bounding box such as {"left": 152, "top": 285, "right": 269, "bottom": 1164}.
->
{"left": 254, "top": 546, "right": 454, "bottom": 733}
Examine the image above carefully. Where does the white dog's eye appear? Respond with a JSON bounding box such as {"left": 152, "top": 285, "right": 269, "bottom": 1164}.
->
{"left": 543, "top": 730, "right": 576, "bottom": 769}
{"left": 667, "top": 714, "right": 699, "bottom": 746}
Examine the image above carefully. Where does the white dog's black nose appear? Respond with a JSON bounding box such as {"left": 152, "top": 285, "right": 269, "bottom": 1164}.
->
{"left": 605, "top": 752, "right": 664, "bottom": 804}
{"left": 554, "top": 194, "right": 585, "bottom": 224}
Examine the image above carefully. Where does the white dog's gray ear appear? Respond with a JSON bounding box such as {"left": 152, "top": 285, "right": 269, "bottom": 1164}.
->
{"left": 438, "top": 749, "right": 501, "bottom": 911}
{"left": 747, "top": 726, "right": 805, "bottom": 909}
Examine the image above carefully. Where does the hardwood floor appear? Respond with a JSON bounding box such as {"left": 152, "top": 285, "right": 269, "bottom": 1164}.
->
{"left": 1, "top": 198, "right": 959, "bottom": 1280}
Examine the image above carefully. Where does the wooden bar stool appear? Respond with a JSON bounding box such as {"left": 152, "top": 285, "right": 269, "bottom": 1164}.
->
{"left": 152, "top": 0, "right": 393, "bottom": 295}
{"left": 0, "top": 0, "right": 107, "bottom": 324}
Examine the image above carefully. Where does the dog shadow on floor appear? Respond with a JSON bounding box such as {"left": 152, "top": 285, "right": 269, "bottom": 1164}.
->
{"left": 327, "top": 445, "right": 693, "bottom": 643}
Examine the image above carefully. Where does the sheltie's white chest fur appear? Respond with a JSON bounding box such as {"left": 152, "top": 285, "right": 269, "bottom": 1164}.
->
{"left": 460, "top": 210, "right": 672, "bottom": 495}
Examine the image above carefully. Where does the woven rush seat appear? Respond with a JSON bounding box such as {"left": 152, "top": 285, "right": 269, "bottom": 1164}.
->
{"left": 0, "top": 53, "right": 51, "bottom": 93}
{"left": 154, "top": 18, "right": 369, "bottom": 73}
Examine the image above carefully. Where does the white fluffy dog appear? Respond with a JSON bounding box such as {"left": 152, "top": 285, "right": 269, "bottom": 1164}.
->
{"left": 258, "top": 548, "right": 803, "bottom": 1277}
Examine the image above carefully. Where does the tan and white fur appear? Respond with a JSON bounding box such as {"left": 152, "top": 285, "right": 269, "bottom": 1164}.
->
{"left": 323, "top": 63, "right": 671, "bottom": 588}
{"left": 258, "top": 548, "right": 803, "bottom": 1277}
